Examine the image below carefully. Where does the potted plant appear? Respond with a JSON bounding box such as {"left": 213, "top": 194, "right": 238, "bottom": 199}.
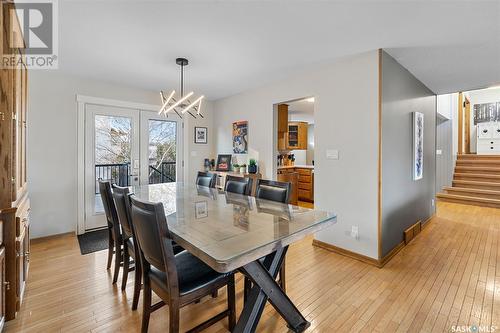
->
{"left": 232, "top": 163, "right": 239, "bottom": 172}
{"left": 248, "top": 159, "right": 257, "bottom": 174}
{"left": 239, "top": 164, "right": 246, "bottom": 173}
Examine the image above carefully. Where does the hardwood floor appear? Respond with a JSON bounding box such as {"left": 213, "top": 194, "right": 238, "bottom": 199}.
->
{"left": 5, "top": 202, "right": 500, "bottom": 332}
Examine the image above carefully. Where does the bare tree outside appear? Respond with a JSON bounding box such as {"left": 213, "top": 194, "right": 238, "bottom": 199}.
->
{"left": 148, "top": 120, "right": 177, "bottom": 183}
{"left": 95, "top": 115, "right": 132, "bottom": 164}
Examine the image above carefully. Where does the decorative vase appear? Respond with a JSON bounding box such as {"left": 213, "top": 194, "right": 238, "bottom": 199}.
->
{"left": 248, "top": 165, "right": 257, "bottom": 174}
{"left": 240, "top": 166, "right": 246, "bottom": 174}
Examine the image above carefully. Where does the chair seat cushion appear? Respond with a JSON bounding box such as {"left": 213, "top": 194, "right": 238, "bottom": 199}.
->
{"left": 149, "top": 251, "right": 229, "bottom": 296}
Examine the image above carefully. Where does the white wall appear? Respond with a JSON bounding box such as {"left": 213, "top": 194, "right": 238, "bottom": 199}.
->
{"left": 437, "top": 93, "right": 459, "bottom": 156}
{"left": 213, "top": 51, "right": 380, "bottom": 259}
{"left": 183, "top": 103, "right": 214, "bottom": 184}
{"left": 28, "top": 71, "right": 213, "bottom": 238}
{"left": 306, "top": 124, "right": 314, "bottom": 165}
{"left": 466, "top": 88, "right": 500, "bottom": 152}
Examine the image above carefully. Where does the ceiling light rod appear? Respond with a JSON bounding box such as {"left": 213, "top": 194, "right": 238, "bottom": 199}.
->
{"left": 159, "top": 57, "right": 204, "bottom": 119}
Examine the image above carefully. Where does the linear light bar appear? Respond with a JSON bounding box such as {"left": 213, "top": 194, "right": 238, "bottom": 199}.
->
{"left": 159, "top": 90, "right": 175, "bottom": 114}
{"left": 163, "top": 91, "right": 193, "bottom": 114}
{"left": 197, "top": 98, "right": 203, "bottom": 115}
{"left": 182, "top": 95, "right": 204, "bottom": 114}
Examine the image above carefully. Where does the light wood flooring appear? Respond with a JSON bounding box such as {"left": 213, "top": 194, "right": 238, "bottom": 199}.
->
{"left": 5, "top": 202, "right": 500, "bottom": 332}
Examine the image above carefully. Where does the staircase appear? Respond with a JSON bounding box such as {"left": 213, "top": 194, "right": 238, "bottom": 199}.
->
{"left": 436, "top": 154, "right": 500, "bottom": 208}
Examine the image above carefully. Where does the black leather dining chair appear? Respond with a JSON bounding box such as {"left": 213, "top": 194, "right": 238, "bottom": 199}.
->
{"left": 224, "top": 175, "right": 252, "bottom": 195}
{"left": 111, "top": 185, "right": 142, "bottom": 309}
{"left": 244, "top": 179, "right": 291, "bottom": 301}
{"left": 129, "top": 195, "right": 236, "bottom": 333}
{"left": 98, "top": 180, "right": 122, "bottom": 285}
{"left": 196, "top": 171, "right": 217, "bottom": 188}
{"left": 113, "top": 185, "right": 186, "bottom": 310}
{"left": 255, "top": 179, "right": 291, "bottom": 204}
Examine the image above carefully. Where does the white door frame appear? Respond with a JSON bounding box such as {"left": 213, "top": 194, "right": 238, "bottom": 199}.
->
{"left": 76, "top": 94, "right": 185, "bottom": 235}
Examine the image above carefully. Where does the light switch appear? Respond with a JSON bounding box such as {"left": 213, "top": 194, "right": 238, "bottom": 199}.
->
{"left": 326, "top": 149, "right": 339, "bottom": 160}
{"left": 436, "top": 149, "right": 442, "bottom": 155}
{"left": 133, "top": 159, "right": 139, "bottom": 169}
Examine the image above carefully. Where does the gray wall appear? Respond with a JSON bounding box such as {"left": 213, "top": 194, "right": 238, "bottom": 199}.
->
{"left": 381, "top": 51, "right": 436, "bottom": 257}
{"left": 436, "top": 116, "right": 454, "bottom": 193}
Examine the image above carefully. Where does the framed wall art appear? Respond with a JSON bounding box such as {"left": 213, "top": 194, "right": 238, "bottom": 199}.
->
{"left": 413, "top": 111, "right": 424, "bottom": 181}
{"left": 194, "top": 126, "right": 207, "bottom": 144}
{"left": 232, "top": 120, "right": 248, "bottom": 154}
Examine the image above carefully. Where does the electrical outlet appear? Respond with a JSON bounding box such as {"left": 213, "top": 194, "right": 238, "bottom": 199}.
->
{"left": 351, "top": 226, "right": 359, "bottom": 239}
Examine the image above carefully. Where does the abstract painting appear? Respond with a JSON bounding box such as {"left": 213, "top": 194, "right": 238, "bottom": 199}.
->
{"left": 232, "top": 121, "right": 248, "bottom": 154}
{"left": 413, "top": 112, "right": 424, "bottom": 180}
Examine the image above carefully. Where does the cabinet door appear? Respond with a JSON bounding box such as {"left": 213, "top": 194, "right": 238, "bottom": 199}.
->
{"left": 16, "top": 230, "right": 25, "bottom": 309}
{"left": 23, "top": 224, "right": 30, "bottom": 281}
{"left": 287, "top": 124, "right": 299, "bottom": 149}
{"left": 0, "top": 247, "right": 5, "bottom": 330}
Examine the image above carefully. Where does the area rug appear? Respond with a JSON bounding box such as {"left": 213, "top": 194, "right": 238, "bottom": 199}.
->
{"left": 77, "top": 229, "right": 109, "bottom": 255}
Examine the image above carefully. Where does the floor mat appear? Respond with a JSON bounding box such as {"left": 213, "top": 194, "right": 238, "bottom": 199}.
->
{"left": 77, "top": 229, "right": 109, "bottom": 255}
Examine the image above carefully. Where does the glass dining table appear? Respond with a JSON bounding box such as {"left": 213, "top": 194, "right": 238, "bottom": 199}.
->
{"left": 130, "top": 182, "right": 336, "bottom": 333}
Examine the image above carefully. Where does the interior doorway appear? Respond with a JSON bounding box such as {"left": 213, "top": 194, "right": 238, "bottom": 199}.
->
{"left": 274, "top": 97, "right": 315, "bottom": 208}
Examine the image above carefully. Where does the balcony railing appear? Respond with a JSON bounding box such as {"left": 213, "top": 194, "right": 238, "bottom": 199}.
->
{"left": 95, "top": 161, "right": 176, "bottom": 193}
{"left": 149, "top": 161, "right": 176, "bottom": 184}
{"left": 95, "top": 163, "right": 130, "bottom": 194}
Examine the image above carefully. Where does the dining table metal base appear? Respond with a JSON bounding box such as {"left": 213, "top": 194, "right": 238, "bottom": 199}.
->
{"left": 234, "top": 246, "right": 310, "bottom": 333}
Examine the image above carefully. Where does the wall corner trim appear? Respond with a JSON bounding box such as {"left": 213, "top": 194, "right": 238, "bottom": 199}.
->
{"left": 377, "top": 48, "right": 383, "bottom": 261}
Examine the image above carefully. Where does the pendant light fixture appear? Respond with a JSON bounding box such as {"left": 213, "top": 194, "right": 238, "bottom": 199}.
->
{"left": 159, "top": 58, "right": 204, "bottom": 119}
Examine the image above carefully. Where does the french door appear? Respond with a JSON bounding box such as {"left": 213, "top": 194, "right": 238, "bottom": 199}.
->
{"left": 83, "top": 104, "right": 182, "bottom": 231}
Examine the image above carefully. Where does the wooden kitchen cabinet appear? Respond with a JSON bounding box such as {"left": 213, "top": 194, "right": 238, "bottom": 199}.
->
{"left": 277, "top": 104, "right": 288, "bottom": 151}
{"left": 287, "top": 122, "right": 308, "bottom": 150}
{"left": 277, "top": 167, "right": 314, "bottom": 202}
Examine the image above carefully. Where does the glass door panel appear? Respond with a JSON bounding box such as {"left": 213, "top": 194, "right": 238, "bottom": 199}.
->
{"left": 94, "top": 114, "right": 132, "bottom": 213}
{"left": 84, "top": 105, "right": 139, "bottom": 231}
{"left": 140, "top": 111, "right": 183, "bottom": 186}
{"left": 148, "top": 119, "right": 177, "bottom": 184}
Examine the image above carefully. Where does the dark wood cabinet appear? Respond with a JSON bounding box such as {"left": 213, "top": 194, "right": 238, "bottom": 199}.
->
{"left": 0, "top": 1, "right": 30, "bottom": 322}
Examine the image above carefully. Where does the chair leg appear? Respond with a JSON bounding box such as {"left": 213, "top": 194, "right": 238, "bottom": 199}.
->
{"left": 132, "top": 255, "right": 142, "bottom": 310}
{"left": 279, "top": 260, "right": 286, "bottom": 292}
{"left": 227, "top": 275, "right": 236, "bottom": 331}
{"left": 169, "top": 302, "right": 180, "bottom": 333}
{"left": 121, "top": 243, "right": 130, "bottom": 291}
{"left": 112, "top": 240, "right": 121, "bottom": 284}
{"left": 141, "top": 277, "right": 152, "bottom": 333}
{"left": 106, "top": 228, "right": 113, "bottom": 270}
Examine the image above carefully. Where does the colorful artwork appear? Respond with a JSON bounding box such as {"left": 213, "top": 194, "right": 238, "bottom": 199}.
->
{"left": 232, "top": 121, "right": 248, "bottom": 154}
{"left": 413, "top": 112, "right": 424, "bottom": 180}
{"left": 216, "top": 154, "right": 232, "bottom": 171}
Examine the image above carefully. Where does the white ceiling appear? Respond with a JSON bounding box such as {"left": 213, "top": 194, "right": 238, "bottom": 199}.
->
{"left": 58, "top": 0, "right": 500, "bottom": 100}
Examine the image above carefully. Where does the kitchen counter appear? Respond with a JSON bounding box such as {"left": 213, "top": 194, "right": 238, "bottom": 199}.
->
{"left": 277, "top": 165, "right": 314, "bottom": 170}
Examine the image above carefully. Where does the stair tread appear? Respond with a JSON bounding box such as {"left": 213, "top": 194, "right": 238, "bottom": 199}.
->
{"left": 455, "top": 166, "right": 500, "bottom": 171}
{"left": 436, "top": 193, "right": 500, "bottom": 203}
{"left": 458, "top": 154, "right": 500, "bottom": 158}
{"left": 453, "top": 180, "right": 500, "bottom": 186}
{"left": 443, "top": 187, "right": 500, "bottom": 195}
{"left": 454, "top": 173, "right": 500, "bottom": 178}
